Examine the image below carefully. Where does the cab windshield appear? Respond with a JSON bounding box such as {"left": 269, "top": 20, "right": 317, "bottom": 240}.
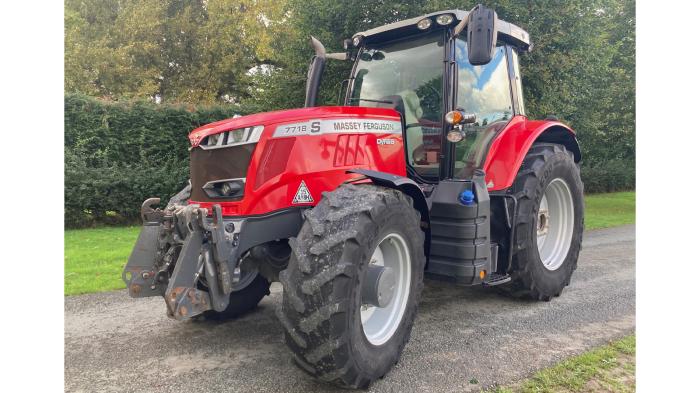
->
{"left": 348, "top": 32, "right": 444, "bottom": 179}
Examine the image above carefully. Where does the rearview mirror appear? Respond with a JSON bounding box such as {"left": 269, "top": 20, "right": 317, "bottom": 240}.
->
{"left": 466, "top": 4, "right": 498, "bottom": 66}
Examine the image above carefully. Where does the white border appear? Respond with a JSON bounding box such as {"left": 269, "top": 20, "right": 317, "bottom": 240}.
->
{"left": 1, "top": 1, "right": 65, "bottom": 392}
{"left": 637, "top": 1, "right": 700, "bottom": 391}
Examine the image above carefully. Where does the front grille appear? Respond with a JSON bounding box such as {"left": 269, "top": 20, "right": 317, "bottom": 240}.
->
{"left": 189, "top": 143, "right": 256, "bottom": 202}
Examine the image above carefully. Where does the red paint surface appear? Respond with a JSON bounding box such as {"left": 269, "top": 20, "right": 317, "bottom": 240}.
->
{"left": 188, "top": 106, "right": 402, "bottom": 147}
{"left": 187, "top": 107, "right": 577, "bottom": 216}
{"left": 482, "top": 115, "right": 577, "bottom": 191}
{"left": 188, "top": 106, "right": 406, "bottom": 216}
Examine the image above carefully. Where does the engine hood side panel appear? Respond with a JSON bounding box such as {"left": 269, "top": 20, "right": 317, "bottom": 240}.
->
{"left": 188, "top": 106, "right": 402, "bottom": 147}
{"left": 188, "top": 106, "right": 407, "bottom": 216}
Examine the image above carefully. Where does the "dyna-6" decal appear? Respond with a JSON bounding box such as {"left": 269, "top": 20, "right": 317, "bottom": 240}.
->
{"left": 273, "top": 118, "right": 402, "bottom": 138}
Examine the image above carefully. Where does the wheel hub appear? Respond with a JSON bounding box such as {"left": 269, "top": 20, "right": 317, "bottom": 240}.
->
{"left": 360, "top": 233, "right": 411, "bottom": 346}
{"left": 362, "top": 265, "right": 396, "bottom": 308}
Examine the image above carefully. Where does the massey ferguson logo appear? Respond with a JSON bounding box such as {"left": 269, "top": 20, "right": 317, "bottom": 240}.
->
{"left": 274, "top": 118, "right": 401, "bottom": 137}
{"left": 376, "top": 138, "right": 396, "bottom": 145}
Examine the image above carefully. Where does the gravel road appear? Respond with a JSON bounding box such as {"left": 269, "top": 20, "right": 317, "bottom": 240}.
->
{"left": 65, "top": 225, "right": 635, "bottom": 393}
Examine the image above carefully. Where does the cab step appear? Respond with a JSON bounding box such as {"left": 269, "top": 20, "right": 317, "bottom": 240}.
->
{"left": 483, "top": 273, "right": 511, "bottom": 286}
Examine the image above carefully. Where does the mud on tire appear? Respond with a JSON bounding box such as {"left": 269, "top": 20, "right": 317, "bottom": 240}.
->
{"left": 505, "top": 143, "right": 584, "bottom": 301}
{"left": 277, "top": 184, "right": 425, "bottom": 389}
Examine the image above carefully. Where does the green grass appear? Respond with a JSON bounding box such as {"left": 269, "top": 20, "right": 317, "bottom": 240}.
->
{"left": 584, "top": 191, "right": 635, "bottom": 230}
{"left": 64, "top": 192, "right": 635, "bottom": 295}
{"left": 64, "top": 226, "right": 141, "bottom": 295}
{"left": 488, "top": 335, "right": 635, "bottom": 393}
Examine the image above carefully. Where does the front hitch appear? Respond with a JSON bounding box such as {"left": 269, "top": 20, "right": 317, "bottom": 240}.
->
{"left": 122, "top": 198, "right": 166, "bottom": 298}
{"left": 122, "top": 198, "right": 241, "bottom": 320}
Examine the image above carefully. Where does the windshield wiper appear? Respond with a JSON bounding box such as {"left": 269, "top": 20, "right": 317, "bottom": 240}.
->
{"left": 347, "top": 97, "right": 394, "bottom": 105}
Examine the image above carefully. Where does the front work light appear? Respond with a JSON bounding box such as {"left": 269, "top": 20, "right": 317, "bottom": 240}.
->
{"left": 446, "top": 129, "right": 465, "bottom": 143}
{"left": 417, "top": 18, "right": 432, "bottom": 30}
{"left": 352, "top": 35, "right": 363, "bottom": 47}
{"left": 436, "top": 14, "right": 454, "bottom": 25}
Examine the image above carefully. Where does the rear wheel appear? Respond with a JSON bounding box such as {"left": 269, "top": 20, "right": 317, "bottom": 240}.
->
{"left": 505, "top": 143, "right": 584, "bottom": 300}
{"left": 278, "top": 184, "right": 425, "bottom": 388}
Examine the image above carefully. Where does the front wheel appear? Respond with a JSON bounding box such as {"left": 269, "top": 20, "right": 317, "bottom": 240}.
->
{"left": 202, "top": 267, "right": 271, "bottom": 320}
{"left": 505, "top": 143, "right": 584, "bottom": 300}
{"left": 278, "top": 184, "right": 425, "bottom": 389}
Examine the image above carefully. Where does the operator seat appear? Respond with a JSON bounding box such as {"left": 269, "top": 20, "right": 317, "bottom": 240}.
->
{"left": 366, "top": 91, "right": 426, "bottom": 166}
{"left": 396, "top": 90, "right": 424, "bottom": 165}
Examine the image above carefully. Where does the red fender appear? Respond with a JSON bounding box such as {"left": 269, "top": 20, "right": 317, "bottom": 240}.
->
{"left": 482, "top": 115, "right": 581, "bottom": 192}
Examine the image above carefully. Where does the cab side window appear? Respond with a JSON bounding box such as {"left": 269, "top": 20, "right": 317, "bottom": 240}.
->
{"left": 455, "top": 41, "right": 513, "bottom": 125}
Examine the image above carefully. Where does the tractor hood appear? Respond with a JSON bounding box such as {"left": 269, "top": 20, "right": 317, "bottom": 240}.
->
{"left": 188, "top": 106, "right": 401, "bottom": 147}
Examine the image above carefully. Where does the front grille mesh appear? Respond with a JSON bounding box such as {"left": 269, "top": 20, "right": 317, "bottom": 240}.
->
{"left": 189, "top": 143, "right": 256, "bottom": 202}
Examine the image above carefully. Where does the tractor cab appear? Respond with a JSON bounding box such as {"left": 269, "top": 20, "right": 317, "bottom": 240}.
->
{"left": 310, "top": 7, "right": 531, "bottom": 183}
{"left": 295, "top": 6, "right": 580, "bottom": 289}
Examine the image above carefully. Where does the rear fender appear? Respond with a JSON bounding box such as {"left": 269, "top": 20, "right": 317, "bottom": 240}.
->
{"left": 482, "top": 117, "right": 581, "bottom": 192}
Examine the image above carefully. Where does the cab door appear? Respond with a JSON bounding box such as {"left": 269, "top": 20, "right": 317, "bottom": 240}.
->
{"left": 448, "top": 37, "right": 516, "bottom": 179}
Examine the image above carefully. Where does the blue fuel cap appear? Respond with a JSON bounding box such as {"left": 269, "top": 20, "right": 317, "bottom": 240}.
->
{"left": 459, "top": 189, "right": 475, "bottom": 205}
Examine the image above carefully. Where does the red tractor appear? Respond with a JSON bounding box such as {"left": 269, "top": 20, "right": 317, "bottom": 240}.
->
{"left": 124, "top": 5, "right": 583, "bottom": 389}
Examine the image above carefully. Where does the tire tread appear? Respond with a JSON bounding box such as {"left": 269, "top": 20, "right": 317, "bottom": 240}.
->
{"left": 505, "top": 143, "right": 584, "bottom": 300}
{"left": 278, "top": 184, "right": 425, "bottom": 388}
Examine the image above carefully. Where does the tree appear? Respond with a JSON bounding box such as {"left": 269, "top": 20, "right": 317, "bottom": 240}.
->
{"left": 64, "top": 0, "right": 290, "bottom": 104}
{"left": 245, "top": 0, "right": 634, "bottom": 190}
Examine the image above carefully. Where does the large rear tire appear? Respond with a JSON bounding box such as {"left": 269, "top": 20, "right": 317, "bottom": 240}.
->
{"left": 505, "top": 143, "right": 584, "bottom": 300}
{"left": 278, "top": 184, "right": 425, "bottom": 389}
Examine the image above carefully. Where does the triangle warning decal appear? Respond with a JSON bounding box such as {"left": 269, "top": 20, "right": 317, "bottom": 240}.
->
{"left": 292, "top": 180, "right": 314, "bottom": 204}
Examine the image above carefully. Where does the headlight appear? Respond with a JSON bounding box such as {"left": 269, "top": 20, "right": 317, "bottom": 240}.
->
{"left": 202, "top": 178, "right": 245, "bottom": 199}
{"left": 352, "top": 35, "right": 363, "bottom": 47}
{"left": 417, "top": 18, "right": 432, "bottom": 30}
{"left": 199, "top": 125, "right": 264, "bottom": 149}
{"left": 436, "top": 14, "right": 454, "bottom": 26}
{"left": 446, "top": 130, "right": 465, "bottom": 143}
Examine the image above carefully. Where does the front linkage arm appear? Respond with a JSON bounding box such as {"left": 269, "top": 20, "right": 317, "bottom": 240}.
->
{"left": 123, "top": 199, "right": 241, "bottom": 320}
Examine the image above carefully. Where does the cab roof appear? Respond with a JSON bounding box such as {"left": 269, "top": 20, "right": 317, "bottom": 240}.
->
{"left": 353, "top": 9, "right": 531, "bottom": 52}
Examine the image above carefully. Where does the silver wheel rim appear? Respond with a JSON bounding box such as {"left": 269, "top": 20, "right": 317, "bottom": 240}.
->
{"left": 361, "top": 233, "right": 412, "bottom": 346}
{"left": 537, "top": 178, "right": 574, "bottom": 270}
{"left": 231, "top": 267, "right": 258, "bottom": 291}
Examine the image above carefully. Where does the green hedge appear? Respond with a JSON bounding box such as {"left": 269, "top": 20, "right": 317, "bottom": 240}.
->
{"left": 64, "top": 93, "right": 243, "bottom": 227}
{"left": 65, "top": 93, "right": 633, "bottom": 227}
{"left": 580, "top": 159, "right": 635, "bottom": 194}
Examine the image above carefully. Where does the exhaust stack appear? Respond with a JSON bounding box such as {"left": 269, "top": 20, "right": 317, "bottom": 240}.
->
{"left": 304, "top": 36, "right": 327, "bottom": 107}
